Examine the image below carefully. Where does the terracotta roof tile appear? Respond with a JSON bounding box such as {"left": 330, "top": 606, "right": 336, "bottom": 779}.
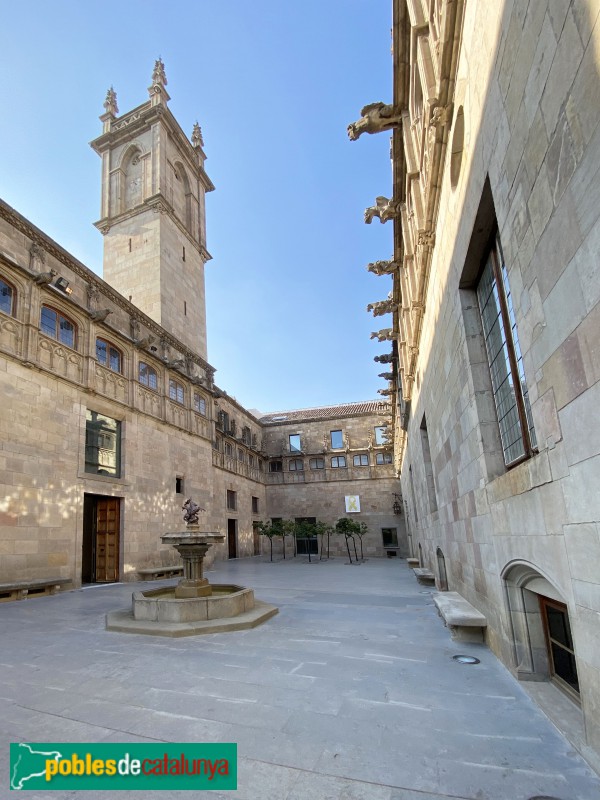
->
{"left": 259, "top": 400, "right": 390, "bottom": 425}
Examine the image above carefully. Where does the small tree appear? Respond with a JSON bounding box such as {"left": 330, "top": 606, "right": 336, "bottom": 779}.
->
{"left": 279, "top": 519, "right": 296, "bottom": 559}
{"left": 256, "top": 520, "right": 278, "bottom": 562}
{"left": 315, "top": 521, "right": 333, "bottom": 560}
{"left": 354, "top": 521, "right": 368, "bottom": 562}
{"left": 335, "top": 517, "right": 361, "bottom": 564}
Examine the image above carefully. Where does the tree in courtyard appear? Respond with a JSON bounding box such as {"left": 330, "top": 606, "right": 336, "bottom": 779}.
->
{"left": 255, "top": 520, "right": 279, "bottom": 562}
{"left": 334, "top": 517, "right": 361, "bottom": 564}
{"left": 315, "top": 521, "right": 334, "bottom": 560}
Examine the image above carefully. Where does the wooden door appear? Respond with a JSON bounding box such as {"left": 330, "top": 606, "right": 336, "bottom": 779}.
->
{"left": 95, "top": 498, "right": 120, "bottom": 582}
{"left": 227, "top": 519, "right": 237, "bottom": 559}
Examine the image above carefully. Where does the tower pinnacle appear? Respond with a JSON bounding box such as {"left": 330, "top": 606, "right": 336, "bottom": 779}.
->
{"left": 103, "top": 86, "right": 118, "bottom": 117}
{"left": 152, "top": 57, "right": 167, "bottom": 88}
{"left": 191, "top": 122, "right": 204, "bottom": 148}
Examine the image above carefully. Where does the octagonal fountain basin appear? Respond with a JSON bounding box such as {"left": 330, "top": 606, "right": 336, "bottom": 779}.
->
{"left": 106, "top": 583, "right": 278, "bottom": 637}
{"left": 133, "top": 584, "right": 254, "bottom": 623}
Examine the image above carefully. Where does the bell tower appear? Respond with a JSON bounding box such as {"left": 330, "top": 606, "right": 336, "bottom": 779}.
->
{"left": 90, "top": 59, "right": 214, "bottom": 358}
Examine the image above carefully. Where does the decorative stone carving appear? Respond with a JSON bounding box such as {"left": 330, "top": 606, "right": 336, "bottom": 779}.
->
{"left": 366, "top": 258, "right": 399, "bottom": 275}
{"left": 165, "top": 357, "right": 185, "bottom": 369}
{"left": 152, "top": 57, "right": 168, "bottom": 88}
{"left": 378, "top": 388, "right": 393, "bottom": 396}
{"left": 378, "top": 371, "right": 394, "bottom": 381}
{"left": 370, "top": 329, "right": 395, "bottom": 342}
{"left": 191, "top": 122, "right": 204, "bottom": 148}
{"left": 89, "top": 309, "right": 112, "bottom": 323}
{"left": 33, "top": 269, "right": 57, "bottom": 286}
{"left": 417, "top": 230, "right": 436, "bottom": 249}
{"left": 364, "top": 196, "right": 400, "bottom": 224}
{"left": 103, "top": 86, "right": 118, "bottom": 116}
{"left": 87, "top": 284, "right": 99, "bottom": 309}
{"left": 347, "top": 102, "right": 402, "bottom": 141}
{"left": 134, "top": 335, "right": 155, "bottom": 350}
{"left": 130, "top": 316, "right": 140, "bottom": 340}
{"left": 374, "top": 352, "right": 395, "bottom": 364}
{"left": 29, "top": 242, "right": 46, "bottom": 270}
{"left": 367, "top": 299, "right": 397, "bottom": 317}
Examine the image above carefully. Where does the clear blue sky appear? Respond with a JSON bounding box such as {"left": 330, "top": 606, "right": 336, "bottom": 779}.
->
{"left": 0, "top": 1, "right": 394, "bottom": 414}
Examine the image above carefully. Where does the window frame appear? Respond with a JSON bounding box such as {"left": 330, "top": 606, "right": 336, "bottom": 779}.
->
{"left": 139, "top": 361, "right": 158, "bottom": 391}
{"left": 376, "top": 452, "right": 393, "bottom": 465}
{"left": 288, "top": 458, "right": 304, "bottom": 472}
{"left": 96, "top": 337, "right": 123, "bottom": 374}
{"left": 331, "top": 456, "right": 346, "bottom": 468}
{"left": 226, "top": 490, "right": 237, "bottom": 511}
{"left": 85, "top": 409, "right": 121, "bottom": 478}
{"left": 476, "top": 232, "right": 537, "bottom": 467}
{"left": 169, "top": 378, "right": 185, "bottom": 405}
{"left": 353, "top": 454, "right": 369, "bottom": 467}
{"left": 330, "top": 429, "right": 344, "bottom": 449}
{"left": 269, "top": 460, "right": 283, "bottom": 473}
{"left": 289, "top": 434, "right": 301, "bottom": 453}
{"left": 193, "top": 393, "right": 207, "bottom": 415}
{"left": 0, "top": 276, "right": 16, "bottom": 316}
{"left": 40, "top": 304, "right": 77, "bottom": 349}
{"left": 374, "top": 426, "right": 388, "bottom": 445}
{"left": 309, "top": 457, "right": 325, "bottom": 470}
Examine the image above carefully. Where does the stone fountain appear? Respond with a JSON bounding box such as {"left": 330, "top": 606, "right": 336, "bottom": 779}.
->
{"left": 106, "top": 499, "right": 278, "bottom": 637}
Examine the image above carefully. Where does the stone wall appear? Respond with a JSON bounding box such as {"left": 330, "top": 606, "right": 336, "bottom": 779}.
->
{"left": 397, "top": 0, "right": 600, "bottom": 767}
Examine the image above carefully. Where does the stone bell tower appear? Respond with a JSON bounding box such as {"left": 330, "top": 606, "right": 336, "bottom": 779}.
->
{"left": 90, "top": 59, "right": 214, "bottom": 358}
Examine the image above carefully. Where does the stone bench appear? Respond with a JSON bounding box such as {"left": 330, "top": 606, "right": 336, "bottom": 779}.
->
{"left": 406, "top": 558, "right": 420, "bottom": 568}
{"left": 413, "top": 567, "right": 436, "bottom": 586}
{"left": 0, "top": 578, "right": 71, "bottom": 602}
{"left": 137, "top": 566, "right": 184, "bottom": 581}
{"left": 433, "top": 591, "right": 487, "bottom": 643}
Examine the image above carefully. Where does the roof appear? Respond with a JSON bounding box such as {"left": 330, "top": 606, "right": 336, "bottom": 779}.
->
{"left": 259, "top": 400, "right": 390, "bottom": 425}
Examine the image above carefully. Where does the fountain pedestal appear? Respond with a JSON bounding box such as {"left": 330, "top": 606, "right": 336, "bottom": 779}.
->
{"left": 161, "top": 528, "right": 224, "bottom": 598}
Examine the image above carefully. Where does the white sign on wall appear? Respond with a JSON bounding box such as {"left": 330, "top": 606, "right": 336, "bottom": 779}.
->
{"left": 345, "top": 495, "right": 360, "bottom": 513}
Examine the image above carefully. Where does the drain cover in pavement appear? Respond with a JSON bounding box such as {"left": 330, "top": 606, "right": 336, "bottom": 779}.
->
{"left": 452, "top": 654, "right": 480, "bottom": 664}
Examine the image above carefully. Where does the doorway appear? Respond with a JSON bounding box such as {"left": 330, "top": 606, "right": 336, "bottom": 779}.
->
{"left": 227, "top": 518, "right": 238, "bottom": 559}
{"left": 82, "top": 494, "right": 120, "bottom": 583}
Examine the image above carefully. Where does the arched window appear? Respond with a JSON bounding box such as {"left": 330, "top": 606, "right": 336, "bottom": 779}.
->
{"left": 139, "top": 361, "right": 158, "bottom": 391}
{"left": 40, "top": 305, "right": 77, "bottom": 348}
{"left": 169, "top": 379, "right": 184, "bottom": 404}
{"left": 96, "top": 338, "right": 122, "bottom": 373}
{"left": 0, "top": 276, "right": 15, "bottom": 316}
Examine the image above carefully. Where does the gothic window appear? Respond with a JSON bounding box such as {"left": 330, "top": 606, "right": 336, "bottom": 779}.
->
{"left": 0, "top": 277, "right": 15, "bottom": 316}
{"left": 194, "top": 393, "right": 207, "bottom": 415}
{"left": 477, "top": 234, "right": 537, "bottom": 466}
{"left": 96, "top": 338, "right": 122, "bottom": 373}
{"left": 40, "top": 305, "right": 77, "bottom": 348}
{"left": 139, "top": 361, "right": 158, "bottom": 391}
{"left": 169, "top": 379, "right": 185, "bottom": 405}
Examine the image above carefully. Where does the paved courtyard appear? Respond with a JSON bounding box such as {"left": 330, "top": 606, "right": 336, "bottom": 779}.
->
{"left": 1, "top": 557, "right": 599, "bottom": 800}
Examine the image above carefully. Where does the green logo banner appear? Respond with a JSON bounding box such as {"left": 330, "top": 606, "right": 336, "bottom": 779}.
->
{"left": 10, "top": 742, "right": 237, "bottom": 791}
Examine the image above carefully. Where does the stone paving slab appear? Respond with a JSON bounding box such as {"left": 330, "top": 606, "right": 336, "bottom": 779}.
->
{"left": 0, "top": 557, "right": 599, "bottom": 799}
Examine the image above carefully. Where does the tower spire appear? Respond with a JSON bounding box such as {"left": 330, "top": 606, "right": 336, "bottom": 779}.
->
{"left": 103, "top": 86, "right": 118, "bottom": 117}
{"left": 191, "top": 122, "right": 204, "bottom": 148}
{"left": 148, "top": 57, "right": 170, "bottom": 105}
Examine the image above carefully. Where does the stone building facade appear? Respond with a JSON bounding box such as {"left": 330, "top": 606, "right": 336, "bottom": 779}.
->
{"left": 0, "top": 61, "right": 400, "bottom": 591}
{"left": 349, "top": 0, "right": 600, "bottom": 771}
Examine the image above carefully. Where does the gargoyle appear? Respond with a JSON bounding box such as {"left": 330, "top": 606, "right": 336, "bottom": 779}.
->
{"left": 367, "top": 259, "right": 399, "bottom": 276}
{"left": 165, "top": 358, "right": 185, "bottom": 369}
{"left": 134, "top": 335, "right": 155, "bottom": 349}
{"left": 378, "top": 388, "right": 393, "bottom": 396}
{"left": 378, "top": 371, "right": 394, "bottom": 381}
{"left": 367, "top": 299, "right": 397, "bottom": 317}
{"left": 364, "top": 196, "right": 399, "bottom": 224}
{"left": 182, "top": 497, "right": 205, "bottom": 525}
{"left": 374, "top": 352, "right": 395, "bottom": 364}
{"left": 89, "top": 309, "right": 112, "bottom": 323}
{"left": 370, "top": 329, "right": 394, "bottom": 342}
{"left": 347, "top": 102, "right": 402, "bottom": 141}
{"left": 34, "top": 269, "right": 57, "bottom": 286}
